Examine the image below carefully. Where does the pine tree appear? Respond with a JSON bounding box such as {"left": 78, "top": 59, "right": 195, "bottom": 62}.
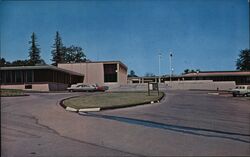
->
{"left": 236, "top": 49, "right": 250, "bottom": 71}
{"left": 51, "top": 31, "right": 65, "bottom": 66}
{"left": 28, "top": 32, "right": 42, "bottom": 65}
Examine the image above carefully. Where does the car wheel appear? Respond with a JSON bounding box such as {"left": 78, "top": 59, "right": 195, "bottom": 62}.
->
{"left": 233, "top": 93, "right": 237, "bottom": 97}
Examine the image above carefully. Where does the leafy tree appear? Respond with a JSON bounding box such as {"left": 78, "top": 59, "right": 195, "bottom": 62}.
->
{"left": 145, "top": 72, "right": 155, "bottom": 77}
{"left": 51, "top": 31, "right": 65, "bottom": 66}
{"left": 128, "top": 70, "right": 137, "bottom": 77}
{"left": 184, "top": 69, "right": 190, "bottom": 74}
{"left": 183, "top": 69, "right": 200, "bottom": 74}
{"left": 63, "top": 45, "right": 86, "bottom": 63}
{"left": 28, "top": 32, "right": 42, "bottom": 64}
{"left": 0, "top": 58, "right": 12, "bottom": 67}
{"left": 236, "top": 49, "right": 250, "bottom": 71}
{"left": 0, "top": 58, "right": 7, "bottom": 67}
{"left": 11, "top": 60, "right": 32, "bottom": 66}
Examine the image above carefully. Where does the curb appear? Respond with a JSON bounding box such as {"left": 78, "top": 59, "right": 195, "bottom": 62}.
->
{"left": 208, "top": 93, "right": 219, "bottom": 95}
{"left": 59, "top": 92, "right": 165, "bottom": 113}
{"left": 208, "top": 92, "right": 232, "bottom": 96}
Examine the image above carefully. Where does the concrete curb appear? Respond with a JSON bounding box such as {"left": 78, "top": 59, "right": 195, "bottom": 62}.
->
{"left": 66, "top": 107, "right": 78, "bottom": 112}
{"left": 59, "top": 92, "right": 165, "bottom": 113}
{"left": 208, "top": 92, "right": 232, "bottom": 96}
{"left": 79, "top": 108, "right": 100, "bottom": 112}
{"left": 208, "top": 93, "right": 219, "bottom": 95}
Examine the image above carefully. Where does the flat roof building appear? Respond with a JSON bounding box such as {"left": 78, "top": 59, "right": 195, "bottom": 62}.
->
{"left": 0, "top": 65, "right": 84, "bottom": 91}
{"left": 128, "top": 71, "right": 250, "bottom": 85}
{"left": 181, "top": 71, "right": 250, "bottom": 85}
{"left": 58, "top": 61, "right": 128, "bottom": 88}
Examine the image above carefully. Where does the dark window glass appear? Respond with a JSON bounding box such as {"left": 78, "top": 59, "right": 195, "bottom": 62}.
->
{"left": 6, "top": 71, "right": 12, "bottom": 83}
{"left": 16, "top": 71, "right": 22, "bottom": 83}
{"left": 25, "top": 84, "right": 32, "bottom": 89}
{"left": 27, "top": 70, "right": 33, "bottom": 82}
{"left": 12, "top": 71, "right": 16, "bottom": 83}
{"left": 104, "top": 64, "right": 117, "bottom": 82}
{"left": 0, "top": 71, "right": 4, "bottom": 84}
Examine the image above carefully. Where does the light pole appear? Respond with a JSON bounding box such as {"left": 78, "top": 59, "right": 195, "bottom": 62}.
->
{"left": 158, "top": 52, "right": 162, "bottom": 83}
{"left": 169, "top": 51, "right": 173, "bottom": 85}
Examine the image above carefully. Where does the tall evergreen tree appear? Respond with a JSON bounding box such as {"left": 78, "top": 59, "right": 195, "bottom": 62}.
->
{"left": 51, "top": 31, "right": 65, "bottom": 66}
{"left": 28, "top": 32, "right": 42, "bottom": 65}
{"left": 236, "top": 49, "right": 250, "bottom": 71}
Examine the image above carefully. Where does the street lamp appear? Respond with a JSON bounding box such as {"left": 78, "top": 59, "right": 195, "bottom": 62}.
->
{"left": 158, "top": 52, "right": 162, "bottom": 83}
{"left": 169, "top": 51, "right": 173, "bottom": 85}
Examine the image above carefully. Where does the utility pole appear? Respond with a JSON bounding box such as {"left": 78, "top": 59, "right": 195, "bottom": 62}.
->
{"left": 169, "top": 51, "right": 173, "bottom": 86}
{"left": 158, "top": 52, "right": 162, "bottom": 83}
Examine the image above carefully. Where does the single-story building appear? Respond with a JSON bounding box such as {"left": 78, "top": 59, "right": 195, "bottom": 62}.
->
{"left": 180, "top": 71, "right": 250, "bottom": 85}
{"left": 128, "top": 71, "right": 250, "bottom": 85}
{"left": 0, "top": 65, "right": 84, "bottom": 91}
{"left": 58, "top": 61, "right": 128, "bottom": 87}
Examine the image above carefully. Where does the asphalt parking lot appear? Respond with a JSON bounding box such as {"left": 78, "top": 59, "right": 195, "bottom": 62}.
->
{"left": 1, "top": 90, "right": 250, "bottom": 156}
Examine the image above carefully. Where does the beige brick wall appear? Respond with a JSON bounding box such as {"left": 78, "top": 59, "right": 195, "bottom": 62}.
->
{"left": 58, "top": 63, "right": 104, "bottom": 85}
{"left": 119, "top": 65, "right": 127, "bottom": 85}
{"left": 1, "top": 83, "right": 68, "bottom": 91}
{"left": 58, "top": 62, "right": 127, "bottom": 86}
{"left": 1, "top": 84, "right": 49, "bottom": 91}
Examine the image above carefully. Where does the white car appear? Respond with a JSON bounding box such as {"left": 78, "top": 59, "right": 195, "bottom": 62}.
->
{"left": 67, "top": 83, "right": 96, "bottom": 92}
{"left": 231, "top": 85, "right": 250, "bottom": 97}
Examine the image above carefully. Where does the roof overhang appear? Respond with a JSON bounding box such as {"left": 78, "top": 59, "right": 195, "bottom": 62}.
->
{"left": 0, "top": 65, "right": 84, "bottom": 76}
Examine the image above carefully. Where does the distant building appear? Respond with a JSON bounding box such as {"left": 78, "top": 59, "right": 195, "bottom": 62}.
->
{"left": 128, "top": 71, "right": 250, "bottom": 85}
{"left": 58, "top": 61, "right": 127, "bottom": 87}
{"left": 0, "top": 65, "right": 84, "bottom": 91}
{"left": 180, "top": 71, "right": 250, "bottom": 85}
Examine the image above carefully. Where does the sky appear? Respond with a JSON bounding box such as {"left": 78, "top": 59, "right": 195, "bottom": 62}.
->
{"left": 0, "top": 0, "right": 249, "bottom": 76}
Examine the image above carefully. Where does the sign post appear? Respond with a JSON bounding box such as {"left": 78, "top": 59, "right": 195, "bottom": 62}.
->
{"left": 148, "top": 82, "right": 159, "bottom": 96}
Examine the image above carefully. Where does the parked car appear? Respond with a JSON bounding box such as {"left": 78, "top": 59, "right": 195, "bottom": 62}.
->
{"left": 231, "top": 85, "right": 250, "bottom": 97}
{"left": 91, "top": 84, "right": 109, "bottom": 92}
{"left": 67, "top": 83, "right": 109, "bottom": 92}
{"left": 67, "top": 83, "right": 96, "bottom": 92}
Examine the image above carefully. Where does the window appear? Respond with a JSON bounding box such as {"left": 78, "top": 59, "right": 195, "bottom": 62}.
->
{"left": 25, "top": 84, "right": 32, "bottom": 89}
{"left": 26, "top": 70, "right": 33, "bottom": 82}
{"left": 6, "top": 71, "right": 12, "bottom": 83}
{"left": 104, "top": 64, "right": 117, "bottom": 82}
{"left": 16, "top": 71, "right": 22, "bottom": 83}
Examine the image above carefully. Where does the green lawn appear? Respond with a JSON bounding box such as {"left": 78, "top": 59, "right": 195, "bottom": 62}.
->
{"left": 0, "top": 89, "right": 27, "bottom": 97}
{"left": 63, "top": 91, "right": 164, "bottom": 109}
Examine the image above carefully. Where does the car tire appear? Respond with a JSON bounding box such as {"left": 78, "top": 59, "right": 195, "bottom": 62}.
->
{"left": 233, "top": 93, "right": 237, "bottom": 97}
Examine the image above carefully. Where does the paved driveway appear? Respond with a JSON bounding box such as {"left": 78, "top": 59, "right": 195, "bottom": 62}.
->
{"left": 1, "top": 90, "right": 250, "bottom": 156}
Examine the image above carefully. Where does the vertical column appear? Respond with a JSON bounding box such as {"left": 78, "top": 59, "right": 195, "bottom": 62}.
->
{"left": 117, "top": 63, "right": 119, "bottom": 83}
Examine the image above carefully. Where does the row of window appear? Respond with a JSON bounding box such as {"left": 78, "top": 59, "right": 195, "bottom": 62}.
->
{"left": 0, "top": 69, "right": 83, "bottom": 85}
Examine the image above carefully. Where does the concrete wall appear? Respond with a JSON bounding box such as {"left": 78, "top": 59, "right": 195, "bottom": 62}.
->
{"left": 118, "top": 64, "right": 127, "bottom": 85}
{"left": 122, "top": 80, "right": 235, "bottom": 91}
{"left": 1, "top": 83, "right": 68, "bottom": 91}
{"left": 110, "top": 83, "right": 167, "bottom": 91}
{"left": 48, "top": 83, "right": 68, "bottom": 91}
{"left": 1, "top": 84, "right": 26, "bottom": 90}
{"left": 164, "top": 80, "right": 236, "bottom": 90}
{"left": 58, "top": 62, "right": 128, "bottom": 86}
{"left": 84, "top": 63, "right": 104, "bottom": 85}
{"left": 1, "top": 84, "right": 49, "bottom": 91}
{"left": 58, "top": 63, "right": 104, "bottom": 85}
